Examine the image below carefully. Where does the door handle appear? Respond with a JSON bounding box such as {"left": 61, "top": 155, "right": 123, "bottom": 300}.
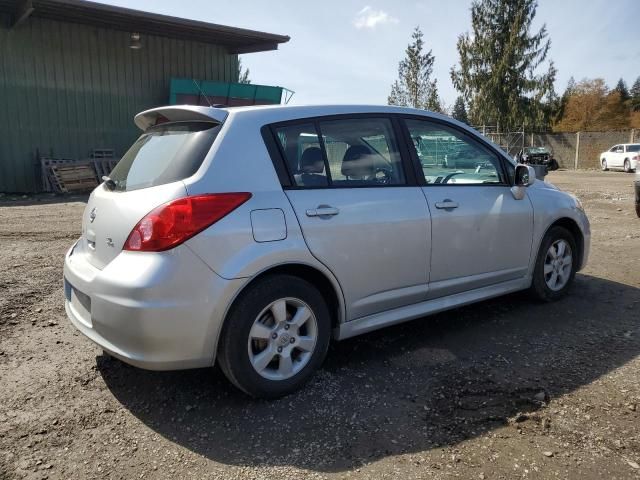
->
{"left": 306, "top": 206, "right": 340, "bottom": 217}
{"left": 435, "top": 200, "right": 459, "bottom": 209}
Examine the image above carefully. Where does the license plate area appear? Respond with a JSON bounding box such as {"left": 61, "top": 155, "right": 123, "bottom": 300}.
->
{"left": 65, "top": 278, "right": 92, "bottom": 327}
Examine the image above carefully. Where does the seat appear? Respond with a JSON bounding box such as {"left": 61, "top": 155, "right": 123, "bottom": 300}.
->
{"left": 341, "top": 145, "right": 376, "bottom": 181}
{"left": 295, "top": 147, "right": 327, "bottom": 187}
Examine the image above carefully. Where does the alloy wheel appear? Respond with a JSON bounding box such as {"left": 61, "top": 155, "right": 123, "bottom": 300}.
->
{"left": 247, "top": 297, "right": 318, "bottom": 380}
{"left": 543, "top": 239, "right": 573, "bottom": 291}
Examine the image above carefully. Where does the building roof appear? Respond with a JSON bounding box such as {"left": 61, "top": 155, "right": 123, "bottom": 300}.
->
{"left": 0, "top": 0, "right": 290, "bottom": 53}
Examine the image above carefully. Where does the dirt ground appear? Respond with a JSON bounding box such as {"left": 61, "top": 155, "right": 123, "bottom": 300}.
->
{"left": 1, "top": 170, "right": 639, "bottom": 480}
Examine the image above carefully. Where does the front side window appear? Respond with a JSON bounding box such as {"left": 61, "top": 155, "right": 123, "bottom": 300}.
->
{"left": 405, "top": 119, "right": 505, "bottom": 185}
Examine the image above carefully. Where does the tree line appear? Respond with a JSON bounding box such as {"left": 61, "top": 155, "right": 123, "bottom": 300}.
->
{"left": 388, "top": 0, "right": 639, "bottom": 133}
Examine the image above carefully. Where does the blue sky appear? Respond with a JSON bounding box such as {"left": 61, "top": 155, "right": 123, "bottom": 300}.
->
{"left": 101, "top": 0, "right": 640, "bottom": 109}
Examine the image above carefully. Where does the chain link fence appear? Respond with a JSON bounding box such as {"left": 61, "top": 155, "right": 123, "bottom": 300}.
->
{"left": 473, "top": 126, "right": 638, "bottom": 169}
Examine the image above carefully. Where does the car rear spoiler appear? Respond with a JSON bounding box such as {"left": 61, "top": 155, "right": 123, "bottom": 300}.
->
{"left": 134, "top": 105, "right": 228, "bottom": 131}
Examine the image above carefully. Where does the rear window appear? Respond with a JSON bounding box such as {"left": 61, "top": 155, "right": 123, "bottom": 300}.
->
{"left": 108, "top": 121, "right": 220, "bottom": 192}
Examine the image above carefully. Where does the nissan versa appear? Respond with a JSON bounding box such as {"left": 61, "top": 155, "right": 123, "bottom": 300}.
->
{"left": 64, "top": 105, "right": 590, "bottom": 398}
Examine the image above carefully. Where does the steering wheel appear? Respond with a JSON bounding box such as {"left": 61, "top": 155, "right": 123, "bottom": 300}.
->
{"left": 373, "top": 167, "right": 392, "bottom": 185}
{"left": 441, "top": 171, "right": 465, "bottom": 184}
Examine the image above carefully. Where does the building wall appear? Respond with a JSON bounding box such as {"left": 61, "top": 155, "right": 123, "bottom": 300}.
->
{"left": 0, "top": 14, "right": 238, "bottom": 192}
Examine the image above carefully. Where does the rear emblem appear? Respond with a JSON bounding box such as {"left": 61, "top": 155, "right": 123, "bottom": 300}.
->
{"left": 89, "top": 207, "right": 97, "bottom": 223}
{"left": 106, "top": 237, "right": 114, "bottom": 247}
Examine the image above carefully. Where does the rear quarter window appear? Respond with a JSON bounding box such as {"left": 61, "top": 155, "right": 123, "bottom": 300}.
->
{"left": 108, "top": 121, "right": 220, "bottom": 192}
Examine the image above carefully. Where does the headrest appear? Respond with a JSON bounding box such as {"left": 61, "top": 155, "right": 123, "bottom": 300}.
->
{"left": 300, "top": 147, "right": 324, "bottom": 174}
{"left": 341, "top": 145, "right": 375, "bottom": 177}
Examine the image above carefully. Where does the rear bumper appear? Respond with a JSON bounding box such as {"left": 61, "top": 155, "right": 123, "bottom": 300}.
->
{"left": 63, "top": 240, "right": 244, "bottom": 370}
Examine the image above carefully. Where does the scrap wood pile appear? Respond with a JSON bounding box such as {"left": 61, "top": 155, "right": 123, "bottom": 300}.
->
{"left": 40, "top": 149, "right": 119, "bottom": 193}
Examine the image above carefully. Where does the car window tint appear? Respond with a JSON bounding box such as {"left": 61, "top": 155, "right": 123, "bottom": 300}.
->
{"left": 317, "top": 118, "right": 406, "bottom": 186}
{"left": 405, "top": 119, "right": 505, "bottom": 185}
{"left": 274, "top": 123, "right": 329, "bottom": 188}
{"left": 108, "top": 122, "right": 219, "bottom": 192}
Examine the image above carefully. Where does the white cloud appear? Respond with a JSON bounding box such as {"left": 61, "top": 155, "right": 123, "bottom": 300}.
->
{"left": 353, "top": 6, "right": 399, "bottom": 30}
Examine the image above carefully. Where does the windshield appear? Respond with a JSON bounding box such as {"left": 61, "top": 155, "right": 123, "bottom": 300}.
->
{"left": 108, "top": 121, "right": 220, "bottom": 192}
{"left": 525, "top": 147, "right": 549, "bottom": 154}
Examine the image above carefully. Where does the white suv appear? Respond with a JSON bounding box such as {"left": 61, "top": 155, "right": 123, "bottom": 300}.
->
{"left": 64, "top": 105, "right": 590, "bottom": 398}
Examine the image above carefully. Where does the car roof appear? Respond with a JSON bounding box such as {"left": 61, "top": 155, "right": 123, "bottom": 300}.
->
{"left": 136, "top": 104, "right": 461, "bottom": 130}
{"left": 224, "top": 104, "right": 454, "bottom": 123}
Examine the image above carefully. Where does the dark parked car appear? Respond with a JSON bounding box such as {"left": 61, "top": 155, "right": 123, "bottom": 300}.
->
{"left": 635, "top": 179, "right": 640, "bottom": 217}
{"left": 515, "top": 147, "right": 559, "bottom": 171}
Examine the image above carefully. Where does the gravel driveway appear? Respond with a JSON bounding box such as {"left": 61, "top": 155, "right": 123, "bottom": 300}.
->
{"left": 1, "top": 170, "right": 639, "bottom": 479}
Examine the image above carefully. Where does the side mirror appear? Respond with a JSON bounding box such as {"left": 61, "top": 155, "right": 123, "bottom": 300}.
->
{"left": 515, "top": 164, "right": 536, "bottom": 187}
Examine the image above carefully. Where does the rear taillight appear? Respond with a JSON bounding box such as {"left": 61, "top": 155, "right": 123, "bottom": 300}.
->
{"left": 632, "top": 155, "right": 639, "bottom": 161}
{"left": 123, "top": 193, "right": 251, "bottom": 252}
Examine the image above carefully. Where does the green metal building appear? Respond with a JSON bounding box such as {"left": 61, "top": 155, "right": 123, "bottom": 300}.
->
{"left": 0, "top": 0, "right": 289, "bottom": 192}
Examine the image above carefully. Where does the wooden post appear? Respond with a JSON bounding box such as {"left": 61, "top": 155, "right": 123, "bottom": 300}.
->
{"left": 574, "top": 131, "right": 580, "bottom": 170}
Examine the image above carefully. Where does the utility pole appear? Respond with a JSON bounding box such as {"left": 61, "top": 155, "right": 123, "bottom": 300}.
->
{"left": 574, "top": 132, "right": 581, "bottom": 170}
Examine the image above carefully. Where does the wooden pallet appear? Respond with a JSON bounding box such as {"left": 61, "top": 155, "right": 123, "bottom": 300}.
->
{"left": 92, "top": 158, "right": 119, "bottom": 180}
{"left": 40, "top": 157, "right": 78, "bottom": 192}
{"left": 50, "top": 163, "right": 99, "bottom": 193}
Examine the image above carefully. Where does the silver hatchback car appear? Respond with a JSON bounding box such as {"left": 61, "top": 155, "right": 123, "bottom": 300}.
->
{"left": 64, "top": 105, "right": 590, "bottom": 398}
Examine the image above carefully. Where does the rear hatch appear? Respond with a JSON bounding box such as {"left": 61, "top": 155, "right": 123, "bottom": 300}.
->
{"left": 81, "top": 107, "right": 226, "bottom": 270}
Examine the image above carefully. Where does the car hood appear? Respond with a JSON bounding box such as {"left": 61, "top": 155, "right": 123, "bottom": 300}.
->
{"left": 530, "top": 178, "right": 560, "bottom": 191}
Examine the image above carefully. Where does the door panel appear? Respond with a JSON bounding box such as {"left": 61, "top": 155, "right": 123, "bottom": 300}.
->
{"left": 422, "top": 186, "right": 533, "bottom": 298}
{"left": 286, "top": 188, "right": 430, "bottom": 319}
{"left": 402, "top": 116, "right": 534, "bottom": 298}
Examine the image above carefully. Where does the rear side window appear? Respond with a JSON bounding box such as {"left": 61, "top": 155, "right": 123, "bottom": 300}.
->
{"left": 274, "top": 123, "right": 329, "bottom": 188}
{"left": 108, "top": 121, "right": 219, "bottom": 192}
{"left": 272, "top": 117, "right": 405, "bottom": 188}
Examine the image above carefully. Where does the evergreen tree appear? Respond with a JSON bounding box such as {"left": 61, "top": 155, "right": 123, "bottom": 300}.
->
{"left": 553, "top": 76, "right": 576, "bottom": 124}
{"left": 630, "top": 76, "right": 640, "bottom": 112}
{"left": 388, "top": 27, "right": 442, "bottom": 112}
{"left": 451, "top": 96, "right": 469, "bottom": 124}
{"left": 614, "top": 78, "right": 630, "bottom": 101}
{"left": 451, "top": 0, "right": 556, "bottom": 131}
{"left": 237, "top": 58, "right": 251, "bottom": 84}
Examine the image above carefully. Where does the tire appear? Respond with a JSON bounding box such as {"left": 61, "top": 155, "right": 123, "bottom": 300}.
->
{"left": 217, "top": 274, "right": 331, "bottom": 399}
{"left": 529, "top": 226, "right": 578, "bottom": 302}
{"left": 548, "top": 159, "right": 559, "bottom": 171}
{"left": 601, "top": 159, "right": 608, "bottom": 171}
{"left": 624, "top": 159, "right": 631, "bottom": 173}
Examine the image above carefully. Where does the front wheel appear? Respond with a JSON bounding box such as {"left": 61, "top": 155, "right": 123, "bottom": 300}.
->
{"left": 217, "top": 274, "right": 331, "bottom": 398}
{"left": 529, "top": 226, "right": 578, "bottom": 302}
{"left": 601, "top": 159, "right": 608, "bottom": 171}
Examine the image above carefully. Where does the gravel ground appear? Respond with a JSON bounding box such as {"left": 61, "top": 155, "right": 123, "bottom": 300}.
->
{"left": 1, "top": 170, "right": 639, "bottom": 480}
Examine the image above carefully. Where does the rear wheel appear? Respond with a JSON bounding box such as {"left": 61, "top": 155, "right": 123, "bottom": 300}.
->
{"left": 601, "top": 159, "right": 608, "bottom": 171}
{"left": 529, "top": 226, "right": 578, "bottom": 302}
{"left": 624, "top": 159, "right": 631, "bottom": 173}
{"left": 217, "top": 274, "right": 331, "bottom": 398}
